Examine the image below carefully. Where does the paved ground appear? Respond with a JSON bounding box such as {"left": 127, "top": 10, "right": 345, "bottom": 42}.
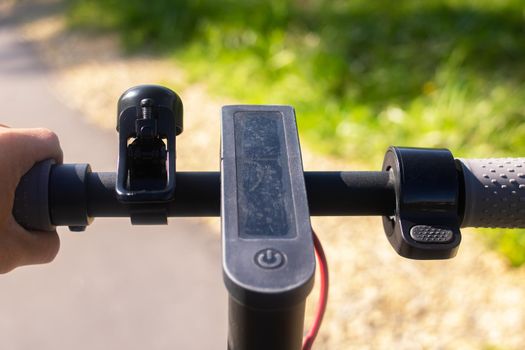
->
{"left": 0, "top": 11, "right": 227, "bottom": 350}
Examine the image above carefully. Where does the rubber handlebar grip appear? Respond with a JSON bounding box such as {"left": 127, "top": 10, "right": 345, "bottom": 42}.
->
{"left": 458, "top": 158, "right": 525, "bottom": 228}
{"left": 12, "top": 159, "right": 55, "bottom": 231}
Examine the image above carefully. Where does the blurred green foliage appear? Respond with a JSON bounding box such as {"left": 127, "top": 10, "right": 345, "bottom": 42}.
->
{"left": 483, "top": 228, "right": 525, "bottom": 267}
{"left": 66, "top": 0, "right": 525, "bottom": 265}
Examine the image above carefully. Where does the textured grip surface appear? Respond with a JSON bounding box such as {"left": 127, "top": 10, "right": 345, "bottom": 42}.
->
{"left": 12, "top": 160, "right": 55, "bottom": 231}
{"left": 458, "top": 158, "right": 525, "bottom": 228}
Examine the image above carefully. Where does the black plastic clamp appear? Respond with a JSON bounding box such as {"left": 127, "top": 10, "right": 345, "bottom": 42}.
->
{"left": 382, "top": 147, "right": 462, "bottom": 259}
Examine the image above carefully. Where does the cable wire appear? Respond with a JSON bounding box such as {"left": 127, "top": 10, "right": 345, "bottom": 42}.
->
{"left": 302, "top": 228, "right": 329, "bottom": 350}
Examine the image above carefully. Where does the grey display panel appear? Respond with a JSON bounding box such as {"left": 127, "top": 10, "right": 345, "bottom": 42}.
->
{"left": 234, "top": 112, "right": 296, "bottom": 238}
{"left": 221, "top": 104, "right": 315, "bottom": 310}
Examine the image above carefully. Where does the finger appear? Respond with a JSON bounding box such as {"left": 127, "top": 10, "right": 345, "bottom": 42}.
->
{"left": 0, "top": 123, "right": 9, "bottom": 128}
{"left": 0, "top": 226, "right": 22, "bottom": 273}
{"left": 15, "top": 128, "right": 63, "bottom": 164}
{"left": 0, "top": 128, "right": 63, "bottom": 178}
{"left": 7, "top": 219, "right": 60, "bottom": 269}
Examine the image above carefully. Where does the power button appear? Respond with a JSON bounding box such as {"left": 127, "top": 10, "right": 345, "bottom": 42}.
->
{"left": 254, "top": 248, "right": 286, "bottom": 269}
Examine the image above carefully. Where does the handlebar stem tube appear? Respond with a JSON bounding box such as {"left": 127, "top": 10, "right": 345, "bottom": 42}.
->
{"left": 227, "top": 297, "right": 306, "bottom": 350}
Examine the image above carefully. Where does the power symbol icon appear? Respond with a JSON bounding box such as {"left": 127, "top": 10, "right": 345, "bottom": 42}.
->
{"left": 255, "top": 248, "right": 285, "bottom": 269}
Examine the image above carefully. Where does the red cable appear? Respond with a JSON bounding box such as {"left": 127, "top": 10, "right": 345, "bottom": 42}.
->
{"left": 302, "top": 228, "right": 329, "bottom": 350}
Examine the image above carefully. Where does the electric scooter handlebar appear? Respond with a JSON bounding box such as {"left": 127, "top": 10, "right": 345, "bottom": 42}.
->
{"left": 12, "top": 85, "right": 525, "bottom": 261}
{"left": 11, "top": 84, "right": 525, "bottom": 350}
{"left": 13, "top": 157, "right": 525, "bottom": 232}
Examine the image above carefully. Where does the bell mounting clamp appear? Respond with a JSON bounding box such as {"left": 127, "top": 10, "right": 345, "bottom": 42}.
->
{"left": 115, "top": 85, "right": 183, "bottom": 224}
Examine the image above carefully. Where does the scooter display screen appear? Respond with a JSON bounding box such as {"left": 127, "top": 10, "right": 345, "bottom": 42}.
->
{"left": 234, "top": 112, "right": 296, "bottom": 238}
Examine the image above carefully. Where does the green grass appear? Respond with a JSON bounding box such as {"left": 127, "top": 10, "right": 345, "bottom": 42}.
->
{"left": 483, "top": 228, "right": 525, "bottom": 267}
{"left": 65, "top": 0, "right": 525, "bottom": 266}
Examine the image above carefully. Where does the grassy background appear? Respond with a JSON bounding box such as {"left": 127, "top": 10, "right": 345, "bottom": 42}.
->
{"left": 65, "top": 0, "right": 525, "bottom": 265}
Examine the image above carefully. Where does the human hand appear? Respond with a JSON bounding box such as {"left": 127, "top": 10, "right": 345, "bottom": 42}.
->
{"left": 0, "top": 126, "right": 63, "bottom": 273}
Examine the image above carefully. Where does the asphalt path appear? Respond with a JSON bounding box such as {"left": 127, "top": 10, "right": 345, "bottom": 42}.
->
{"left": 0, "top": 13, "right": 227, "bottom": 350}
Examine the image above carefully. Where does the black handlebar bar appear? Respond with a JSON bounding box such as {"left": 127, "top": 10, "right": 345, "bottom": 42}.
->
{"left": 14, "top": 158, "right": 525, "bottom": 232}
{"left": 14, "top": 163, "right": 396, "bottom": 230}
